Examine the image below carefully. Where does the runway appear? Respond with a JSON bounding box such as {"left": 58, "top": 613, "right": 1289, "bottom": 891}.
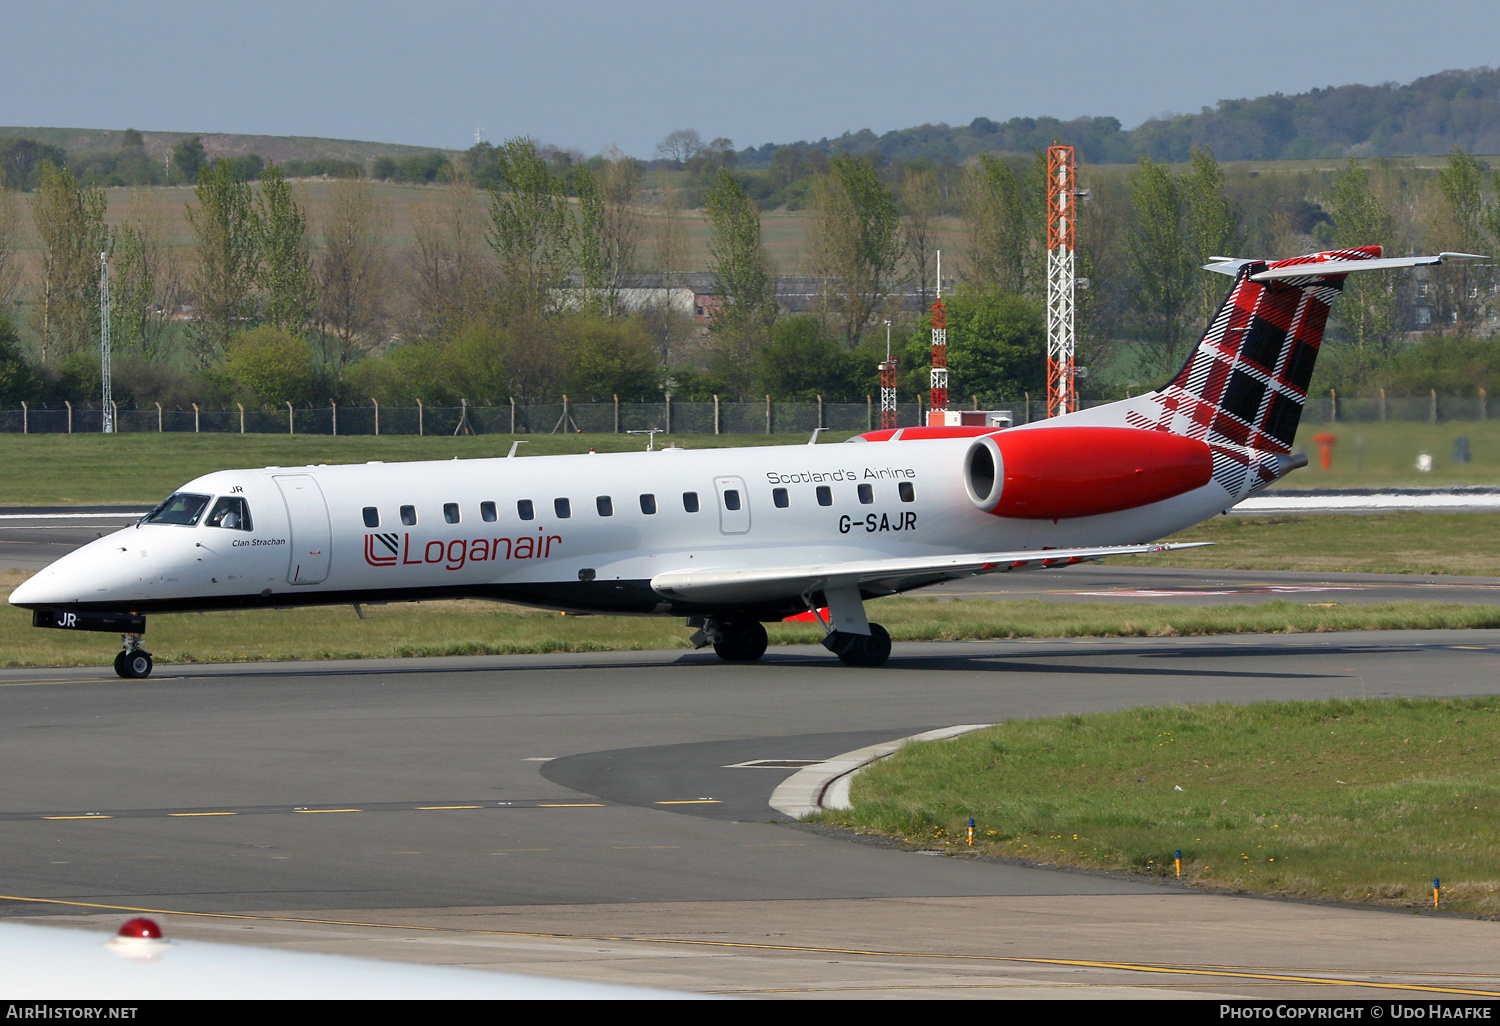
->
{"left": 3, "top": 633, "right": 1500, "bottom": 998}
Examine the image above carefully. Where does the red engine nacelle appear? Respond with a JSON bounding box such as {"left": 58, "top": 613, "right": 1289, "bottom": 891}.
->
{"left": 963, "top": 427, "right": 1213, "bottom": 519}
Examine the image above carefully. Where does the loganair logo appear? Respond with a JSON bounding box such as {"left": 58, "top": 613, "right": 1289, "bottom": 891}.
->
{"left": 364, "top": 530, "right": 562, "bottom": 571}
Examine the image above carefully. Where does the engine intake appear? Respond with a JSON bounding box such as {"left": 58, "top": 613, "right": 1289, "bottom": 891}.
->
{"left": 964, "top": 427, "right": 1214, "bottom": 519}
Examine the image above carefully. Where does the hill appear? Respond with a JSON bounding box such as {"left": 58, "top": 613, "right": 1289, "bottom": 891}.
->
{"left": 0, "top": 126, "right": 451, "bottom": 166}
{"left": 735, "top": 67, "right": 1500, "bottom": 167}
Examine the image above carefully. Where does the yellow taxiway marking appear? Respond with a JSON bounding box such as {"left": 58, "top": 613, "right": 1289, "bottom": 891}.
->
{"left": 536, "top": 803, "right": 603, "bottom": 808}
{"left": 0, "top": 679, "right": 106, "bottom": 688}
{"left": 41, "top": 815, "right": 110, "bottom": 820}
{"left": 294, "top": 809, "right": 362, "bottom": 814}
{"left": 168, "top": 812, "right": 237, "bottom": 817}
{"left": 654, "top": 800, "right": 720, "bottom": 805}
{"left": 415, "top": 805, "right": 481, "bottom": 810}
{"left": 612, "top": 846, "right": 680, "bottom": 850}
{"left": 0, "top": 893, "right": 1495, "bottom": 997}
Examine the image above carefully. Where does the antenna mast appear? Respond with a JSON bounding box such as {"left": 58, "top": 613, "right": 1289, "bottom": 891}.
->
{"left": 1045, "top": 145, "right": 1079, "bottom": 418}
{"left": 878, "top": 320, "right": 897, "bottom": 429}
{"left": 99, "top": 251, "right": 113, "bottom": 434}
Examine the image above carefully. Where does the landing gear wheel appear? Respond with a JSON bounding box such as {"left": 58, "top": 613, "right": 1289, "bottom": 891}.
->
{"left": 836, "top": 623, "right": 891, "bottom": 668}
{"left": 115, "top": 649, "right": 153, "bottom": 679}
{"left": 712, "top": 621, "right": 768, "bottom": 662}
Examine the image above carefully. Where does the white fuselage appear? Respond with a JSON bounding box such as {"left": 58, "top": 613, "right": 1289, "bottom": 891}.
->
{"left": 9, "top": 437, "right": 1234, "bottom": 619}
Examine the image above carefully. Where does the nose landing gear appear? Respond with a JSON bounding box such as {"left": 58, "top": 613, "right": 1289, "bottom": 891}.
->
{"left": 114, "top": 634, "right": 153, "bottom": 679}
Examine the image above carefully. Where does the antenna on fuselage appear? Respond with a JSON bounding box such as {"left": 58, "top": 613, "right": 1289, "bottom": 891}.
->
{"left": 627, "top": 428, "right": 664, "bottom": 451}
{"left": 507, "top": 440, "right": 529, "bottom": 458}
{"left": 808, "top": 427, "right": 827, "bottom": 445}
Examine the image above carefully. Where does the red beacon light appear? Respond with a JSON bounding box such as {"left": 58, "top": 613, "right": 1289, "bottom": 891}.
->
{"left": 116, "top": 917, "right": 163, "bottom": 940}
{"left": 106, "top": 917, "right": 171, "bottom": 960}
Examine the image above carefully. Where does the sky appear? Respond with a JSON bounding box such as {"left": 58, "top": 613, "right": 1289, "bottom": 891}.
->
{"left": 2, "top": 0, "right": 1498, "bottom": 157}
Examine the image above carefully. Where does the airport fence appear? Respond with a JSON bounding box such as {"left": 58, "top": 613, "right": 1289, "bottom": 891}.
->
{"left": 0, "top": 391, "right": 1490, "bottom": 436}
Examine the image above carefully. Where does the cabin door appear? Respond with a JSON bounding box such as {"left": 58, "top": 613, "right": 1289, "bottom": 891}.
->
{"left": 275, "top": 475, "right": 332, "bottom": 585}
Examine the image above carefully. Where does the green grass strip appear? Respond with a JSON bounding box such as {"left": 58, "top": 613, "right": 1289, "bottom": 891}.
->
{"left": 812, "top": 697, "right": 1500, "bottom": 915}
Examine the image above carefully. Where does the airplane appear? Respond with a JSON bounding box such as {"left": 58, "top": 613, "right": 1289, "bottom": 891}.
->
{"left": 9, "top": 246, "right": 1484, "bottom": 678}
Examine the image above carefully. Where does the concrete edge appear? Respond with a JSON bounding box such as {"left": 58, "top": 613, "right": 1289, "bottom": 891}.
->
{"left": 769, "top": 723, "right": 993, "bottom": 820}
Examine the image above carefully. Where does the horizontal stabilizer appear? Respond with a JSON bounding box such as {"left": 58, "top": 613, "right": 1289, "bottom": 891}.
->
{"left": 650, "top": 542, "right": 1209, "bottom": 605}
{"left": 1204, "top": 252, "right": 1489, "bottom": 279}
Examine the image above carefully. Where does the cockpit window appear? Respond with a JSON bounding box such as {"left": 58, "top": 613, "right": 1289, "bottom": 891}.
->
{"left": 206, "top": 496, "right": 252, "bottom": 531}
{"left": 142, "top": 492, "right": 212, "bottom": 526}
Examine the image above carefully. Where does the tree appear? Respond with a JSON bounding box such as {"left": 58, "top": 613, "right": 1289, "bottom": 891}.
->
{"left": 756, "top": 315, "right": 867, "bottom": 399}
{"left": 486, "top": 137, "right": 573, "bottom": 319}
{"left": 557, "top": 315, "right": 658, "bottom": 398}
{"left": 705, "top": 166, "right": 772, "bottom": 330}
{"left": 809, "top": 152, "right": 901, "bottom": 346}
{"left": 902, "top": 288, "right": 1045, "bottom": 399}
{"left": 110, "top": 189, "right": 184, "bottom": 361}
{"left": 901, "top": 166, "right": 942, "bottom": 306}
{"left": 404, "top": 181, "right": 495, "bottom": 343}
{"left": 655, "top": 128, "right": 703, "bottom": 170}
{"left": 1433, "top": 147, "right": 1492, "bottom": 330}
{"left": 185, "top": 160, "right": 258, "bottom": 366}
{"left": 170, "top": 136, "right": 205, "bottom": 186}
{"left": 317, "top": 176, "right": 390, "bottom": 373}
{"left": 0, "top": 313, "right": 36, "bottom": 401}
{"left": 1329, "top": 158, "right": 1399, "bottom": 363}
{"left": 1182, "top": 146, "right": 1241, "bottom": 328}
{"left": 962, "top": 154, "right": 1029, "bottom": 294}
{"left": 225, "top": 325, "right": 321, "bottom": 406}
{"left": 29, "top": 161, "right": 109, "bottom": 363}
{"left": 1129, "top": 156, "right": 1195, "bottom": 376}
{"left": 255, "top": 162, "right": 315, "bottom": 331}
{"left": 650, "top": 182, "right": 689, "bottom": 279}
{"left": 572, "top": 150, "right": 641, "bottom": 317}
{"left": 0, "top": 185, "right": 21, "bottom": 312}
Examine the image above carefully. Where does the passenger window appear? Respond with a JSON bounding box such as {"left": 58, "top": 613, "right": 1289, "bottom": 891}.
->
{"left": 597, "top": 495, "right": 613, "bottom": 517}
{"left": 400, "top": 505, "right": 417, "bottom": 526}
{"left": 899, "top": 481, "right": 915, "bottom": 502}
{"left": 858, "top": 483, "right": 874, "bottom": 504}
{"left": 724, "top": 489, "right": 741, "bottom": 511}
{"left": 554, "top": 498, "right": 572, "bottom": 519}
{"left": 480, "top": 501, "right": 497, "bottom": 523}
{"left": 206, "top": 496, "right": 252, "bottom": 531}
{"left": 816, "top": 486, "right": 832, "bottom": 507}
{"left": 518, "top": 499, "right": 535, "bottom": 521}
{"left": 640, "top": 493, "right": 657, "bottom": 515}
{"left": 683, "top": 491, "right": 700, "bottom": 513}
{"left": 444, "top": 502, "right": 460, "bottom": 524}
{"left": 362, "top": 506, "right": 379, "bottom": 528}
{"left": 773, "top": 487, "right": 789, "bottom": 508}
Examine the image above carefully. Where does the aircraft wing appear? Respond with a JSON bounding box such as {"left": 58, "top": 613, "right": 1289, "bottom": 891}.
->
{"left": 649, "top": 542, "right": 1208, "bottom": 605}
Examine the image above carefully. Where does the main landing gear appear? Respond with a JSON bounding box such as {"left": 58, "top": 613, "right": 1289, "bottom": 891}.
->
{"left": 114, "top": 633, "right": 153, "bottom": 679}
{"left": 821, "top": 623, "right": 892, "bottom": 668}
{"left": 689, "top": 619, "right": 768, "bottom": 662}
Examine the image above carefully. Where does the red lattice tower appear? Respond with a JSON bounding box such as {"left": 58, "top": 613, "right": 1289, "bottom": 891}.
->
{"left": 1046, "top": 144, "right": 1078, "bottom": 417}
{"left": 929, "top": 299, "right": 948, "bottom": 415}
{"left": 878, "top": 356, "right": 898, "bottom": 429}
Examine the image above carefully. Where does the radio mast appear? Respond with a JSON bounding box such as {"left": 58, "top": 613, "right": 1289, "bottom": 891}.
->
{"left": 99, "top": 251, "right": 113, "bottom": 434}
{"left": 928, "top": 250, "right": 946, "bottom": 423}
{"left": 1045, "top": 145, "right": 1080, "bottom": 418}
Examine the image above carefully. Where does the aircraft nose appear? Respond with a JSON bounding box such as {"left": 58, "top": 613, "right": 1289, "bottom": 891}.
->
{"left": 8, "top": 535, "right": 133, "bottom": 609}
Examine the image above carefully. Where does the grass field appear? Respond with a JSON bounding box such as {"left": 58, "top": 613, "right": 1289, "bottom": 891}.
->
{"left": 1113, "top": 512, "right": 1500, "bottom": 576}
{"left": 812, "top": 698, "right": 1500, "bottom": 916}
{"left": 5, "top": 421, "right": 1500, "bottom": 502}
{"left": 3, "top": 565, "right": 1499, "bottom": 667}
{"left": 0, "top": 431, "right": 858, "bottom": 506}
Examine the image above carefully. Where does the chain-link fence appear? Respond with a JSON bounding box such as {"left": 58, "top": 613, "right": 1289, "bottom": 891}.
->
{"left": 0, "top": 392, "right": 1491, "bottom": 435}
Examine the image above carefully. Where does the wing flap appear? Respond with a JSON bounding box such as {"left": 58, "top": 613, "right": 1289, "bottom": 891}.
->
{"left": 649, "top": 542, "right": 1209, "bottom": 604}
